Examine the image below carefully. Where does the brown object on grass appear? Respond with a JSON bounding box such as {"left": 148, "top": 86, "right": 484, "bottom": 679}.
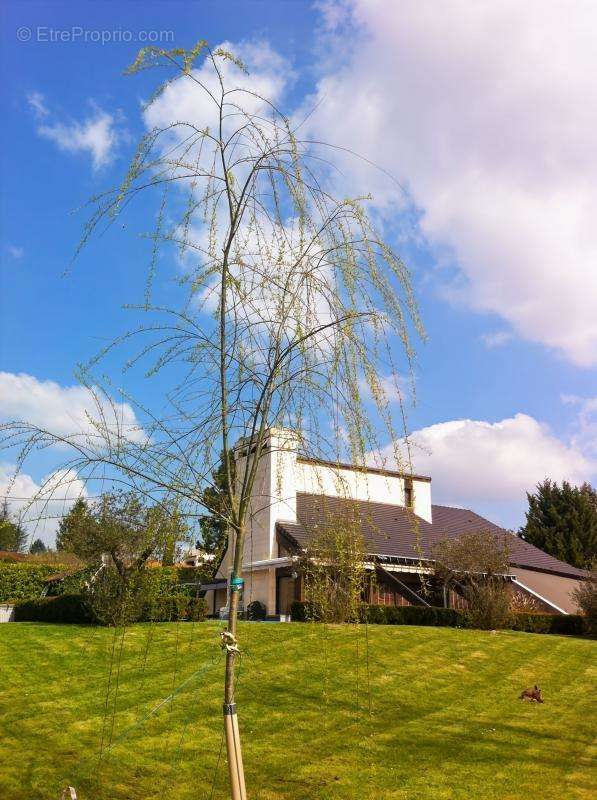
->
{"left": 519, "top": 685, "right": 544, "bottom": 702}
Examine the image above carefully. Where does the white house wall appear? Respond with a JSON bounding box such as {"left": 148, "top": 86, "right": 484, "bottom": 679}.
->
{"left": 296, "top": 460, "right": 433, "bottom": 523}
{"left": 215, "top": 428, "right": 433, "bottom": 616}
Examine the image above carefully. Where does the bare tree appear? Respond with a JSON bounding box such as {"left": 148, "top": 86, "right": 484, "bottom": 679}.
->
{"left": 1, "top": 43, "right": 422, "bottom": 798}
{"left": 432, "top": 530, "right": 511, "bottom": 629}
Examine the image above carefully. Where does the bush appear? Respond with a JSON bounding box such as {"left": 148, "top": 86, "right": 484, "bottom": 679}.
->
{"left": 14, "top": 594, "right": 95, "bottom": 624}
{"left": 290, "top": 600, "right": 319, "bottom": 622}
{"left": 186, "top": 596, "right": 208, "bottom": 622}
{"left": 247, "top": 600, "right": 267, "bottom": 621}
{"left": 0, "top": 562, "right": 69, "bottom": 602}
{"left": 466, "top": 583, "right": 511, "bottom": 630}
{"left": 141, "top": 593, "right": 207, "bottom": 623}
{"left": 142, "top": 593, "right": 188, "bottom": 622}
{"left": 510, "top": 612, "right": 587, "bottom": 636}
{"left": 572, "top": 571, "right": 597, "bottom": 635}
{"left": 47, "top": 566, "right": 95, "bottom": 596}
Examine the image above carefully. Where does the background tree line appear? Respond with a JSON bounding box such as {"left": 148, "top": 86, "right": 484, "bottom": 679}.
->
{"left": 519, "top": 479, "right": 596, "bottom": 569}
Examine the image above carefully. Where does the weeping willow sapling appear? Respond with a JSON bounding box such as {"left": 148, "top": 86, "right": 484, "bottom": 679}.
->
{"left": 0, "top": 42, "right": 423, "bottom": 799}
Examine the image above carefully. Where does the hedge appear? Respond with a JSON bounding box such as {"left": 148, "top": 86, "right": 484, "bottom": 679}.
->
{"left": 0, "top": 562, "right": 69, "bottom": 602}
{"left": 13, "top": 592, "right": 208, "bottom": 625}
{"left": 289, "top": 602, "right": 467, "bottom": 627}
{"left": 44, "top": 564, "right": 207, "bottom": 597}
{"left": 364, "top": 604, "right": 467, "bottom": 628}
{"left": 509, "top": 612, "right": 586, "bottom": 636}
{"left": 14, "top": 594, "right": 96, "bottom": 624}
{"left": 290, "top": 601, "right": 589, "bottom": 635}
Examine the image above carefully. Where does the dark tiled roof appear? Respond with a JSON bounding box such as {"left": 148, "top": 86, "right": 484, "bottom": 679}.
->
{"left": 276, "top": 493, "right": 587, "bottom": 580}
{"left": 430, "top": 505, "right": 587, "bottom": 579}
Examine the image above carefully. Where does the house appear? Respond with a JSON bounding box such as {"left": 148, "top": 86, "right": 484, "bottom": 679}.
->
{"left": 179, "top": 542, "right": 215, "bottom": 568}
{"left": 204, "top": 428, "right": 587, "bottom": 618}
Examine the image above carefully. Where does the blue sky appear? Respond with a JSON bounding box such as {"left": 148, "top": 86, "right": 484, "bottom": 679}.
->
{"left": 1, "top": 0, "right": 596, "bottom": 541}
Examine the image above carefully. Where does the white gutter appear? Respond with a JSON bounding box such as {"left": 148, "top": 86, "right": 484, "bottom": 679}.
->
{"left": 512, "top": 578, "right": 567, "bottom": 615}
{"left": 241, "top": 557, "right": 294, "bottom": 571}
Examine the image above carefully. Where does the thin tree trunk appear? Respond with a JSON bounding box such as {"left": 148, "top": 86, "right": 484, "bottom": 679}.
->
{"left": 223, "top": 526, "right": 247, "bottom": 800}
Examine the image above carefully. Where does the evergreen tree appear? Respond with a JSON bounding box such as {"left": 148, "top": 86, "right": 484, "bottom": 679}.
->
{"left": 198, "top": 451, "right": 234, "bottom": 556}
{"left": 519, "top": 480, "right": 597, "bottom": 568}
{"left": 56, "top": 494, "right": 189, "bottom": 566}
{"left": 0, "top": 500, "right": 27, "bottom": 552}
{"left": 29, "top": 538, "right": 47, "bottom": 555}
{"left": 56, "top": 498, "right": 94, "bottom": 554}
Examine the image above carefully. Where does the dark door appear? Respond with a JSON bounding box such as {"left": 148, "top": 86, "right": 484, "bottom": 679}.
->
{"left": 277, "top": 575, "right": 295, "bottom": 615}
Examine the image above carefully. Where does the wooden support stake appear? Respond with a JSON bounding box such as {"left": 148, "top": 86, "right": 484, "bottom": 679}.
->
{"left": 224, "top": 703, "right": 247, "bottom": 800}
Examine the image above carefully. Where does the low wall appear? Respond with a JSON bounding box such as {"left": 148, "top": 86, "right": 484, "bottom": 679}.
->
{"left": 0, "top": 604, "right": 15, "bottom": 623}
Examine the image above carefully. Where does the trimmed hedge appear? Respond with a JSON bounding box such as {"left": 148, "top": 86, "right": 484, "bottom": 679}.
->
{"left": 0, "top": 562, "right": 69, "bottom": 602}
{"left": 509, "top": 612, "right": 586, "bottom": 636}
{"left": 290, "top": 601, "right": 467, "bottom": 627}
{"left": 290, "top": 600, "right": 589, "bottom": 635}
{"left": 364, "top": 604, "right": 467, "bottom": 628}
{"left": 14, "top": 592, "right": 208, "bottom": 625}
{"left": 14, "top": 594, "right": 96, "bottom": 624}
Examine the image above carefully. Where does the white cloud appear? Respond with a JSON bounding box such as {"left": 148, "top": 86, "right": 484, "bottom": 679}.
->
{"left": 479, "top": 331, "right": 513, "bottom": 349}
{"left": 6, "top": 245, "right": 24, "bottom": 260}
{"left": 27, "top": 90, "right": 49, "bottom": 118}
{"left": 38, "top": 103, "right": 122, "bottom": 170}
{"left": 306, "top": 1, "right": 597, "bottom": 366}
{"left": 562, "top": 394, "right": 597, "bottom": 458}
{"left": 142, "top": 44, "right": 349, "bottom": 357}
{"left": 359, "top": 372, "right": 413, "bottom": 406}
{"left": 143, "top": 40, "right": 291, "bottom": 146}
{"left": 0, "top": 463, "right": 87, "bottom": 546}
{"left": 0, "top": 372, "right": 145, "bottom": 444}
{"left": 379, "top": 412, "right": 595, "bottom": 528}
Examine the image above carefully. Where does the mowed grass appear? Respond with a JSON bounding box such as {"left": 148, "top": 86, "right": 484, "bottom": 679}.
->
{"left": 0, "top": 622, "right": 595, "bottom": 800}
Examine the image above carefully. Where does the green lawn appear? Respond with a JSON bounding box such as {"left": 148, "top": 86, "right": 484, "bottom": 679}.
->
{"left": 0, "top": 622, "right": 595, "bottom": 800}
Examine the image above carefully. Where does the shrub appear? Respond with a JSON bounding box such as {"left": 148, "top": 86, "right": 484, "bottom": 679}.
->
{"left": 0, "top": 562, "right": 69, "bottom": 602}
{"left": 510, "top": 612, "right": 586, "bottom": 636}
{"left": 47, "top": 566, "right": 95, "bottom": 596}
{"left": 143, "top": 593, "right": 188, "bottom": 622}
{"left": 247, "top": 600, "right": 267, "bottom": 621}
{"left": 13, "top": 594, "right": 95, "bottom": 624}
{"left": 572, "top": 570, "right": 597, "bottom": 635}
{"left": 299, "top": 511, "right": 366, "bottom": 624}
{"left": 141, "top": 593, "right": 207, "bottom": 622}
{"left": 290, "top": 600, "right": 319, "bottom": 622}
{"left": 186, "top": 596, "right": 208, "bottom": 622}
{"left": 433, "top": 531, "right": 512, "bottom": 630}
{"left": 466, "top": 582, "right": 512, "bottom": 630}
{"left": 509, "top": 587, "right": 540, "bottom": 613}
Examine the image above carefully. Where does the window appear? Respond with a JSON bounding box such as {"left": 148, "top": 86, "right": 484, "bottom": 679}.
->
{"left": 404, "top": 479, "right": 414, "bottom": 509}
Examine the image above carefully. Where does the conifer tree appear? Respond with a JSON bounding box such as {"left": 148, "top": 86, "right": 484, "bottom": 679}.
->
{"left": 0, "top": 500, "right": 27, "bottom": 552}
{"left": 199, "top": 451, "right": 234, "bottom": 556}
{"left": 519, "top": 479, "right": 597, "bottom": 568}
{"left": 29, "top": 538, "right": 47, "bottom": 554}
